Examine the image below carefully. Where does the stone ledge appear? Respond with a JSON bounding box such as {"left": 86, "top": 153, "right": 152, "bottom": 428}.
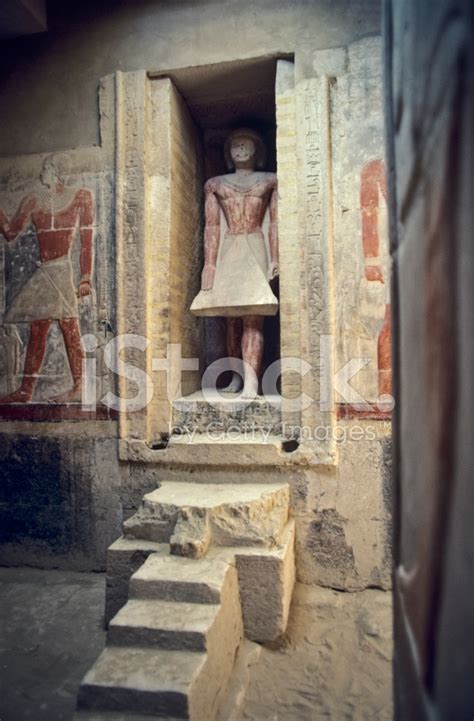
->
{"left": 123, "top": 481, "right": 290, "bottom": 557}
{"left": 119, "top": 435, "right": 337, "bottom": 466}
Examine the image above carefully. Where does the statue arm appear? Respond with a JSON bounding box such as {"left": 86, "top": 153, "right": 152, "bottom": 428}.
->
{"left": 201, "top": 181, "right": 220, "bottom": 290}
{"left": 268, "top": 183, "right": 279, "bottom": 279}
{"left": 78, "top": 189, "right": 95, "bottom": 296}
{"left": 1, "top": 194, "right": 37, "bottom": 242}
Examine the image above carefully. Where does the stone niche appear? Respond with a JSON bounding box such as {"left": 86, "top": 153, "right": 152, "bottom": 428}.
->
{"left": 113, "top": 49, "right": 361, "bottom": 467}
{"left": 113, "top": 55, "right": 335, "bottom": 466}
{"left": 162, "top": 58, "right": 282, "bottom": 437}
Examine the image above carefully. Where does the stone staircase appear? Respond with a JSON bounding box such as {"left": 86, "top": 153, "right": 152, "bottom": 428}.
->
{"left": 75, "top": 482, "right": 295, "bottom": 721}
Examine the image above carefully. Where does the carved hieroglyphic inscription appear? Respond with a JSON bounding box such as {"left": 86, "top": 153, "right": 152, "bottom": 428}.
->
{"left": 115, "top": 70, "right": 147, "bottom": 438}
{"left": 304, "top": 102, "right": 325, "bottom": 402}
{"left": 298, "top": 77, "right": 335, "bottom": 453}
{"left": 275, "top": 60, "right": 300, "bottom": 425}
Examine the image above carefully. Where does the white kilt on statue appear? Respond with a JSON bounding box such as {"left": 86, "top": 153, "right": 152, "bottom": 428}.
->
{"left": 191, "top": 230, "right": 278, "bottom": 318}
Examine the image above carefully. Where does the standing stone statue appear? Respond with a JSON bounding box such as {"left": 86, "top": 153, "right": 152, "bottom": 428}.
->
{"left": 191, "top": 128, "right": 278, "bottom": 398}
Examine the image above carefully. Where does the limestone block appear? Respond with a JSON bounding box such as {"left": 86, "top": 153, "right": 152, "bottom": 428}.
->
{"left": 109, "top": 551, "right": 243, "bottom": 659}
{"left": 122, "top": 497, "right": 178, "bottom": 544}
{"left": 105, "top": 537, "right": 168, "bottom": 625}
{"left": 170, "top": 507, "right": 212, "bottom": 559}
{"left": 235, "top": 519, "right": 296, "bottom": 643}
{"left": 77, "top": 646, "right": 208, "bottom": 717}
{"left": 80, "top": 549, "right": 243, "bottom": 721}
{"left": 107, "top": 599, "right": 220, "bottom": 651}
{"left": 128, "top": 549, "right": 235, "bottom": 605}
{"left": 123, "top": 482, "right": 290, "bottom": 558}
{"left": 216, "top": 640, "right": 261, "bottom": 721}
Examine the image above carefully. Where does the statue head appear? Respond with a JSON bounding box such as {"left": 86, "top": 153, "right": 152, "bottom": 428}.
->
{"left": 40, "top": 152, "right": 71, "bottom": 190}
{"left": 224, "top": 128, "right": 266, "bottom": 171}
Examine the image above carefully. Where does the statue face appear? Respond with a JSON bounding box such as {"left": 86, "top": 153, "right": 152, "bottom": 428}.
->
{"left": 230, "top": 136, "right": 257, "bottom": 166}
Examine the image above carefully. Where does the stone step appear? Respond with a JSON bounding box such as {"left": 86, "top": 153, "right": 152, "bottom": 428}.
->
{"left": 106, "top": 518, "right": 295, "bottom": 641}
{"left": 128, "top": 551, "right": 234, "bottom": 604}
{"left": 123, "top": 481, "right": 290, "bottom": 558}
{"left": 77, "top": 646, "right": 207, "bottom": 719}
{"left": 79, "top": 549, "right": 243, "bottom": 721}
{"left": 107, "top": 598, "right": 220, "bottom": 651}
{"left": 75, "top": 643, "right": 260, "bottom": 721}
{"left": 105, "top": 537, "right": 169, "bottom": 625}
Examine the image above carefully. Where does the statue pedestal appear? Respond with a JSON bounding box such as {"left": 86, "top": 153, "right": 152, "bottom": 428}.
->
{"left": 173, "top": 390, "right": 282, "bottom": 435}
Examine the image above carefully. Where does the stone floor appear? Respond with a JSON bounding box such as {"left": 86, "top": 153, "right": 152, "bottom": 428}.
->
{"left": 0, "top": 568, "right": 392, "bottom": 721}
{"left": 0, "top": 567, "right": 106, "bottom": 721}
{"left": 236, "top": 584, "right": 393, "bottom": 721}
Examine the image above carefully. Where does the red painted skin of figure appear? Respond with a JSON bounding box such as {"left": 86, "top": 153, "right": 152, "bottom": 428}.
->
{"left": 202, "top": 135, "right": 278, "bottom": 397}
{"left": 360, "top": 159, "right": 392, "bottom": 397}
{"left": 0, "top": 167, "right": 93, "bottom": 404}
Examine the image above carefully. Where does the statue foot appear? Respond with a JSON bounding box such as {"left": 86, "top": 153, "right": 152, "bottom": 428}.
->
{"left": 51, "top": 385, "right": 83, "bottom": 404}
{"left": 221, "top": 374, "right": 244, "bottom": 393}
{"left": 0, "top": 387, "right": 33, "bottom": 404}
{"left": 241, "top": 381, "right": 259, "bottom": 400}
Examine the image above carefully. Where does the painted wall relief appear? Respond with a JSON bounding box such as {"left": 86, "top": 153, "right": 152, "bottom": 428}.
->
{"left": 330, "top": 38, "right": 392, "bottom": 416}
{"left": 0, "top": 153, "right": 95, "bottom": 405}
{"left": 336, "top": 157, "right": 391, "bottom": 413}
{"left": 360, "top": 158, "right": 392, "bottom": 400}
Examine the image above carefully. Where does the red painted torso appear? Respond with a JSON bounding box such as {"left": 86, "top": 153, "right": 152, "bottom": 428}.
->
{"left": 211, "top": 173, "right": 277, "bottom": 234}
{"left": 31, "top": 190, "right": 92, "bottom": 262}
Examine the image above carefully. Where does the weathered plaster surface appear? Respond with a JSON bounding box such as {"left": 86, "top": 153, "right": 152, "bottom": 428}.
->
{"left": 0, "top": 1, "right": 381, "bottom": 155}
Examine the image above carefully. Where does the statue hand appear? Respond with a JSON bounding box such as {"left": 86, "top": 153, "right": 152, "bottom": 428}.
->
{"left": 268, "top": 261, "right": 279, "bottom": 280}
{"left": 201, "top": 264, "right": 216, "bottom": 290}
{"left": 365, "top": 265, "right": 384, "bottom": 283}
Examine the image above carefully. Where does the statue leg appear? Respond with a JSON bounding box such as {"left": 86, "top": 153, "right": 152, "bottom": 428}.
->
{"left": 222, "top": 317, "right": 243, "bottom": 392}
{"left": 52, "top": 318, "right": 84, "bottom": 403}
{"left": 242, "top": 315, "right": 264, "bottom": 399}
{"left": 0, "top": 319, "right": 51, "bottom": 403}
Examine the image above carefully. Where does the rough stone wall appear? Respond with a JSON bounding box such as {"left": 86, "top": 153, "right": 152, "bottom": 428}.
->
{"left": 385, "top": 0, "right": 474, "bottom": 718}
{"left": 0, "top": 428, "right": 123, "bottom": 570}
{"left": 297, "top": 421, "right": 392, "bottom": 590}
